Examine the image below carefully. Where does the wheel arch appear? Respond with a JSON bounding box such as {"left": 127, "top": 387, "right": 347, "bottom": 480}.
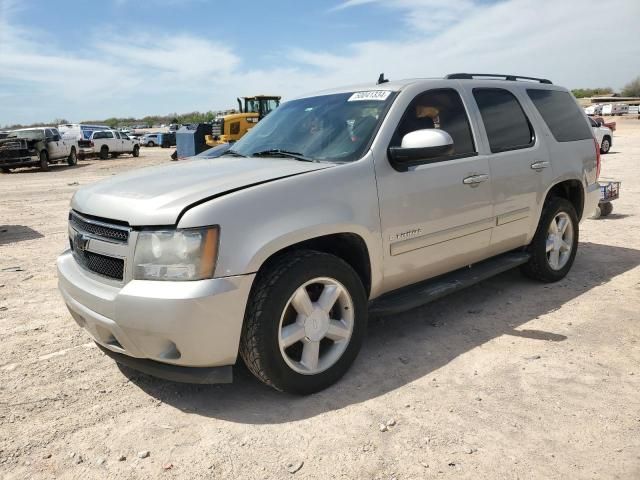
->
{"left": 249, "top": 230, "right": 374, "bottom": 298}
{"left": 544, "top": 179, "right": 585, "bottom": 220}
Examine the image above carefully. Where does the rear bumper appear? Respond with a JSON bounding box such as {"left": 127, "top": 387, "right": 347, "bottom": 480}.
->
{"left": 583, "top": 181, "right": 601, "bottom": 221}
{"left": 78, "top": 147, "right": 94, "bottom": 156}
{"left": 57, "top": 250, "right": 255, "bottom": 373}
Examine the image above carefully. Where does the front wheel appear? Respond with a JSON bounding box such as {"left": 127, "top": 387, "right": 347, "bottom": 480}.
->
{"left": 240, "top": 251, "right": 367, "bottom": 394}
{"left": 521, "top": 197, "right": 579, "bottom": 282}
{"left": 39, "top": 150, "right": 49, "bottom": 171}
{"left": 67, "top": 147, "right": 77, "bottom": 166}
{"left": 132, "top": 145, "right": 140, "bottom": 157}
{"left": 600, "top": 137, "right": 611, "bottom": 154}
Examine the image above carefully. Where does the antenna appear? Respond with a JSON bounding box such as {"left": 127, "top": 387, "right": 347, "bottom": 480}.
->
{"left": 377, "top": 73, "right": 389, "bottom": 85}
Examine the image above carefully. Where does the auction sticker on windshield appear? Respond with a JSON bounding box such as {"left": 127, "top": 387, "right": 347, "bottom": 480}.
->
{"left": 348, "top": 91, "right": 392, "bottom": 102}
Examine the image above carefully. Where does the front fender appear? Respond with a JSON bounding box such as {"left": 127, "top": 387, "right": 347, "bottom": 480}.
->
{"left": 177, "top": 154, "right": 384, "bottom": 296}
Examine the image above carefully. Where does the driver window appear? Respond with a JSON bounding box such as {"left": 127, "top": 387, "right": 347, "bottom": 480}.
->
{"left": 392, "top": 88, "right": 476, "bottom": 156}
{"left": 114, "top": 131, "right": 121, "bottom": 139}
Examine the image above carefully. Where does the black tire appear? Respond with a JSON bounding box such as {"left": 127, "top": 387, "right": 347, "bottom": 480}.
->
{"left": 1, "top": 167, "right": 11, "bottom": 173}
{"left": 99, "top": 146, "right": 109, "bottom": 160}
{"left": 39, "top": 150, "right": 49, "bottom": 171}
{"left": 132, "top": 145, "right": 140, "bottom": 157}
{"left": 240, "top": 250, "right": 368, "bottom": 395}
{"left": 146, "top": 141, "right": 155, "bottom": 147}
{"left": 600, "top": 136, "right": 611, "bottom": 154}
{"left": 67, "top": 147, "right": 77, "bottom": 166}
{"left": 600, "top": 201, "right": 613, "bottom": 216}
{"left": 521, "top": 197, "right": 579, "bottom": 283}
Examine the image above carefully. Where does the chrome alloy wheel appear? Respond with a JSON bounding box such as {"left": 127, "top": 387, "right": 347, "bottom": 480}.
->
{"left": 546, "top": 212, "right": 574, "bottom": 270}
{"left": 278, "top": 277, "right": 354, "bottom": 375}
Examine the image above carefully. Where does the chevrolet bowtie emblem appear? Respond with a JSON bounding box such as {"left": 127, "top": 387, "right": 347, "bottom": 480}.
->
{"left": 74, "top": 233, "right": 89, "bottom": 252}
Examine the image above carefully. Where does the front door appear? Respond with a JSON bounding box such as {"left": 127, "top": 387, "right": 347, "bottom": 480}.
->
{"left": 374, "top": 87, "right": 494, "bottom": 293}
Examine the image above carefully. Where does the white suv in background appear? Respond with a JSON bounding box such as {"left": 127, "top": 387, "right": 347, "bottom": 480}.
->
{"left": 89, "top": 130, "right": 140, "bottom": 159}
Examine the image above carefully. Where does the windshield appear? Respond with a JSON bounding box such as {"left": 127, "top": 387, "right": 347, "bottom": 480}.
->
{"left": 230, "top": 91, "right": 396, "bottom": 162}
{"left": 9, "top": 129, "right": 44, "bottom": 140}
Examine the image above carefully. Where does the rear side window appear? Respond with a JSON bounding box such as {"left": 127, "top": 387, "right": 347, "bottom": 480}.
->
{"left": 93, "top": 132, "right": 105, "bottom": 139}
{"left": 473, "top": 88, "right": 534, "bottom": 153}
{"left": 104, "top": 131, "right": 114, "bottom": 139}
{"left": 527, "top": 89, "right": 593, "bottom": 142}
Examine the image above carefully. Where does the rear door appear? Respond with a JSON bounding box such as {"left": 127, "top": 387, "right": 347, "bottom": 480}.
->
{"left": 374, "top": 87, "right": 495, "bottom": 292}
{"left": 464, "top": 86, "right": 551, "bottom": 255}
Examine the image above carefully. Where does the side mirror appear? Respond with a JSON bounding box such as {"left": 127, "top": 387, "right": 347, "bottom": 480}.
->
{"left": 388, "top": 129, "right": 454, "bottom": 167}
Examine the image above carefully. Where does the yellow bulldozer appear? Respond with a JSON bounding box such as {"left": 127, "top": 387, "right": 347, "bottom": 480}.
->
{"left": 205, "top": 95, "right": 281, "bottom": 146}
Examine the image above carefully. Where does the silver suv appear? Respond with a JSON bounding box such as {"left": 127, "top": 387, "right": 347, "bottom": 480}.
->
{"left": 57, "top": 73, "right": 601, "bottom": 394}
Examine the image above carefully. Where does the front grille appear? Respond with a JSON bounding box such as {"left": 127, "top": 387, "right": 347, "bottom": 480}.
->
{"left": 72, "top": 248, "right": 124, "bottom": 280}
{"left": 69, "top": 211, "right": 129, "bottom": 243}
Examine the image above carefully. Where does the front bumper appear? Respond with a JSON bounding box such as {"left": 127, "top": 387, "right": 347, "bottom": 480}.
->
{"left": 57, "top": 250, "right": 255, "bottom": 375}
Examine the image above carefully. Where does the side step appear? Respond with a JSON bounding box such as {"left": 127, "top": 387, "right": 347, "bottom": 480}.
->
{"left": 368, "top": 251, "right": 530, "bottom": 316}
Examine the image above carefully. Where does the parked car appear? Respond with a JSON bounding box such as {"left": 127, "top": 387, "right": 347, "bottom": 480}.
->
{"left": 158, "top": 132, "right": 176, "bottom": 148}
{"left": 601, "top": 103, "right": 629, "bottom": 116}
{"left": 58, "top": 73, "right": 600, "bottom": 394}
{"left": 589, "top": 116, "right": 613, "bottom": 153}
{"left": 592, "top": 116, "right": 616, "bottom": 132}
{"left": 141, "top": 133, "right": 160, "bottom": 147}
{"left": 584, "top": 104, "right": 603, "bottom": 116}
{"left": 1, "top": 127, "right": 78, "bottom": 172}
{"left": 89, "top": 129, "right": 140, "bottom": 159}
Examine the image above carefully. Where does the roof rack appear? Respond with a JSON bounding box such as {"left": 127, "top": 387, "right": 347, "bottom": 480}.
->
{"left": 445, "top": 73, "right": 552, "bottom": 84}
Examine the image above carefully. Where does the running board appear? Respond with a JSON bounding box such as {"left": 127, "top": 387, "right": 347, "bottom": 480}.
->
{"left": 369, "top": 251, "right": 530, "bottom": 316}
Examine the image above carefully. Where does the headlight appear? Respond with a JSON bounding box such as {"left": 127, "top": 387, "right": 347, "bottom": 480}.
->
{"left": 133, "top": 226, "right": 219, "bottom": 281}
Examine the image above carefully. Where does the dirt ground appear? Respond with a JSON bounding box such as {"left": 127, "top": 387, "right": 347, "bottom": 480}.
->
{"left": 1, "top": 127, "right": 639, "bottom": 480}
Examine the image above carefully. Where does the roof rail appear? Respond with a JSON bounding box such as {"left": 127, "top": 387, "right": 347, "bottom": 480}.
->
{"left": 445, "top": 73, "right": 552, "bottom": 85}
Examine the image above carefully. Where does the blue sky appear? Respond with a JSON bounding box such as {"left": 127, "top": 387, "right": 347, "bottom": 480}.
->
{"left": 1, "top": 0, "right": 639, "bottom": 126}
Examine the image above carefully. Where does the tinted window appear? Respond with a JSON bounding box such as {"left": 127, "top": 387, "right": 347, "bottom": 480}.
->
{"left": 527, "top": 89, "right": 593, "bottom": 142}
{"left": 104, "top": 131, "right": 114, "bottom": 139}
{"left": 45, "top": 129, "right": 54, "bottom": 138}
{"left": 121, "top": 133, "right": 129, "bottom": 139}
{"left": 473, "top": 88, "right": 534, "bottom": 153}
{"left": 588, "top": 117, "right": 597, "bottom": 128}
{"left": 391, "top": 88, "right": 476, "bottom": 156}
{"left": 93, "top": 131, "right": 105, "bottom": 139}
{"left": 114, "top": 131, "right": 121, "bottom": 139}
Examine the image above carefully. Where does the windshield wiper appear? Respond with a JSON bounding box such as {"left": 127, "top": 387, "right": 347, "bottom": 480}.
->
{"left": 251, "top": 149, "right": 315, "bottom": 162}
{"left": 225, "top": 149, "right": 247, "bottom": 157}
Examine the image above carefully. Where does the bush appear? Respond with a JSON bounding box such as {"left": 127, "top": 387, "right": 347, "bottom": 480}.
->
{"left": 621, "top": 77, "right": 640, "bottom": 97}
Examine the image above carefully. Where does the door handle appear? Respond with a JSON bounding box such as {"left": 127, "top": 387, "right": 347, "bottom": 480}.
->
{"left": 463, "top": 174, "right": 489, "bottom": 186}
{"left": 530, "top": 161, "right": 550, "bottom": 170}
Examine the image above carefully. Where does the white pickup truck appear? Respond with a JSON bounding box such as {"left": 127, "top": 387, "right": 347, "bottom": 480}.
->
{"left": 81, "top": 129, "right": 140, "bottom": 159}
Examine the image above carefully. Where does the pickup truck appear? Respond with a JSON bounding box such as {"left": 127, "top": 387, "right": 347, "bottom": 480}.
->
{"left": 81, "top": 129, "right": 140, "bottom": 159}
{"left": 0, "top": 127, "right": 78, "bottom": 172}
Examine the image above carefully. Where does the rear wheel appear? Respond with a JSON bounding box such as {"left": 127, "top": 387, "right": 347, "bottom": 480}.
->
{"left": 39, "top": 150, "right": 49, "bottom": 171}
{"left": 146, "top": 141, "right": 155, "bottom": 147}
{"left": 521, "top": 197, "right": 578, "bottom": 282}
{"left": 600, "top": 137, "right": 611, "bottom": 154}
{"left": 99, "top": 146, "right": 109, "bottom": 160}
{"left": 240, "top": 251, "right": 367, "bottom": 394}
{"left": 132, "top": 145, "right": 140, "bottom": 157}
{"left": 67, "top": 147, "right": 77, "bottom": 166}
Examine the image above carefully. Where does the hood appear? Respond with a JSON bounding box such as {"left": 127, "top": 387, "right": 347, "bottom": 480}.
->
{"left": 71, "top": 156, "right": 332, "bottom": 225}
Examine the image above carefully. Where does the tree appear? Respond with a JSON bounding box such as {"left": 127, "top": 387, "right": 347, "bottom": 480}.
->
{"left": 621, "top": 77, "right": 640, "bottom": 97}
{"left": 571, "top": 87, "right": 613, "bottom": 98}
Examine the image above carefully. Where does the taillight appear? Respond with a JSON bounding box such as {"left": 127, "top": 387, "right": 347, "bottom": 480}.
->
{"left": 594, "top": 138, "right": 601, "bottom": 179}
